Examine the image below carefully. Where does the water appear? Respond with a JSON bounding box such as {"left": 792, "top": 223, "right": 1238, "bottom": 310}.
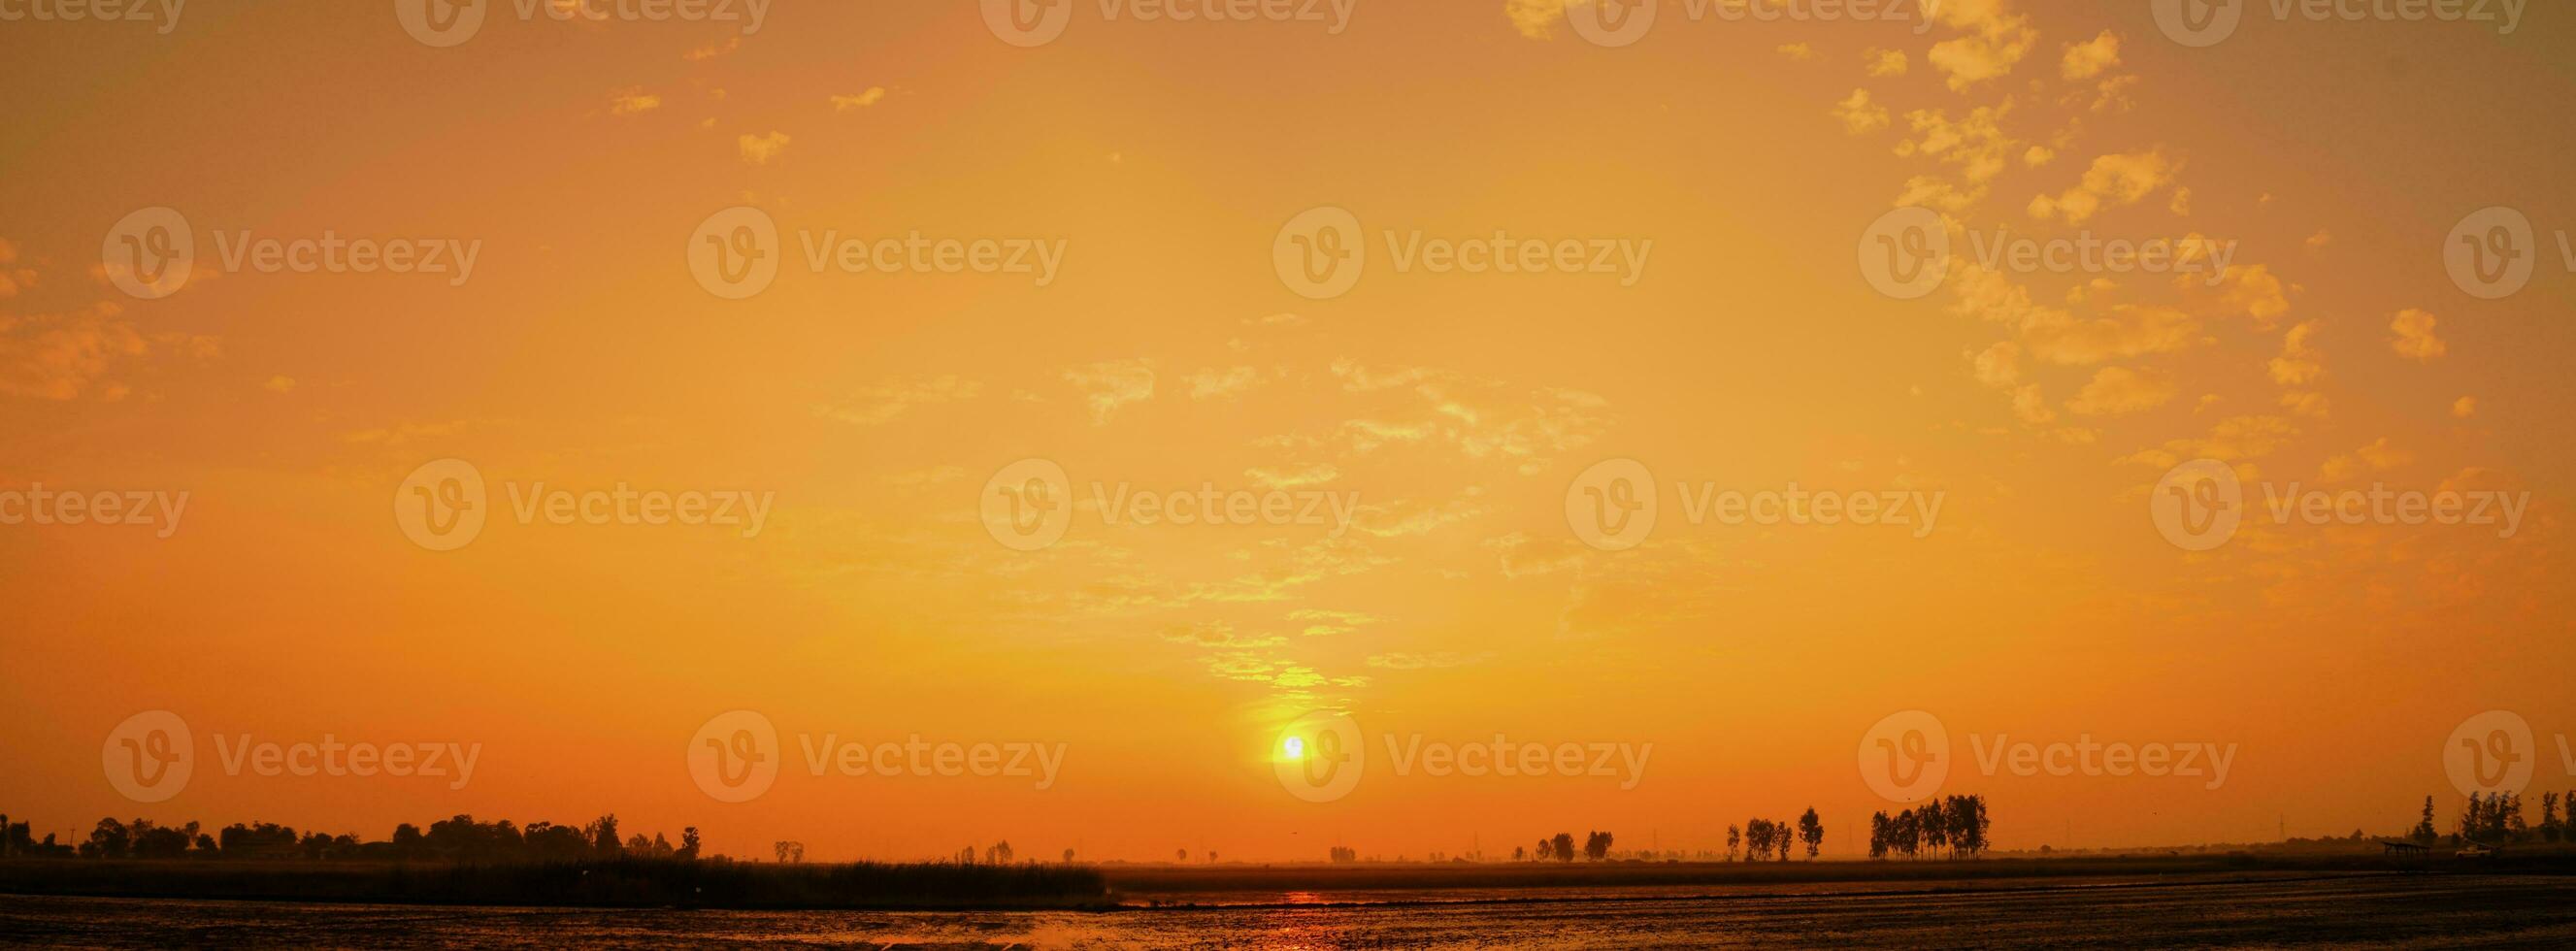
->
{"left": 6, "top": 873, "right": 2574, "bottom": 948}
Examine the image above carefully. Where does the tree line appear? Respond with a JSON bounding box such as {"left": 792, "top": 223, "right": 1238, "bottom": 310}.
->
{"left": 2408, "top": 791, "right": 2576, "bottom": 845}
{"left": 1866, "top": 796, "right": 1991, "bottom": 860}
{"left": 0, "top": 811, "right": 704, "bottom": 863}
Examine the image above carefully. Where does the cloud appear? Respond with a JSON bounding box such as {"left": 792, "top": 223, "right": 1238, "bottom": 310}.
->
{"left": 1367, "top": 652, "right": 1488, "bottom": 671}
{"left": 1833, "top": 89, "right": 1891, "bottom": 135}
{"left": 608, "top": 87, "right": 660, "bottom": 115}
{"left": 1969, "top": 341, "right": 2021, "bottom": 388}
{"left": 739, "top": 131, "right": 791, "bottom": 165}
{"left": 1778, "top": 43, "right": 1820, "bottom": 62}
{"left": 2061, "top": 30, "right": 2122, "bottom": 80}
{"left": 2124, "top": 415, "right": 2298, "bottom": 467}
{"left": 2022, "top": 305, "right": 2200, "bottom": 365}
{"left": 0, "top": 239, "right": 34, "bottom": 297}
{"left": 1246, "top": 464, "right": 1338, "bottom": 489}
{"left": 815, "top": 376, "right": 981, "bottom": 426}
{"left": 2197, "top": 263, "right": 2291, "bottom": 328}
{"left": 1162, "top": 622, "right": 1283, "bottom": 650}
{"left": 2268, "top": 320, "right": 2325, "bottom": 385}
{"left": 1928, "top": 0, "right": 2037, "bottom": 90}
{"left": 1504, "top": 0, "right": 1565, "bottom": 39}
{"left": 263, "top": 375, "right": 297, "bottom": 394}
{"left": 2390, "top": 309, "right": 2447, "bottom": 361}
{"left": 2011, "top": 384, "right": 2055, "bottom": 425}
{"left": 1866, "top": 49, "right": 1909, "bottom": 77}
{"left": 1185, "top": 366, "right": 1261, "bottom": 400}
{"left": 2029, "top": 149, "right": 2178, "bottom": 224}
{"left": 831, "top": 87, "right": 887, "bottom": 111}
{"left": 2453, "top": 396, "right": 2478, "bottom": 418}
{"left": 0, "top": 303, "right": 222, "bottom": 401}
{"left": 2066, "top": 366, "right": 2176, "bottom": 416}
{"left": 683, "top": 36, "right": 742, "bottom": 60}
{"left": 1065, "top": 359, "right": 1157, "bottom": 424}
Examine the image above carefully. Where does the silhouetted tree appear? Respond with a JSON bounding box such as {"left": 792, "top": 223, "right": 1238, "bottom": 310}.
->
{"left": 1550, "top": 833, "right": 1575, "bottom": 864}
{"left": 1798, "top": 808, "right": 1824, "bottom": 860}
{"left": 1583, "top": 831, "right": 1612, "bottom": 862}
{"left": 2412, "top": 797, "right": 2439, "bottom": 844}
{"left": 677, "top": 827, "right": 702, "bottom": 861}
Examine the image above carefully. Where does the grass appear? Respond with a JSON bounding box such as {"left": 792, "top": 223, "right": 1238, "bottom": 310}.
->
{"left": 5, "top": 847, "right": 2571, "bottom": 911}
{"left": 1102, "top": 847, "right": 2576, "bottom": 902}
{"left": 0, "top": 857, "right": 1112, "bottom": 910}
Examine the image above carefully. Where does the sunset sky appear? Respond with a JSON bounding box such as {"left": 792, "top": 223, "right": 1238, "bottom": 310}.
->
{"left": 4, "top": 0, "right": 2573, "bottom": 864}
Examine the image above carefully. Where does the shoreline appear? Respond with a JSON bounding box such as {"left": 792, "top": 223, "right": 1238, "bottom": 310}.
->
{"left": 3, "top": 850, "right": 2568, "bottom": 913}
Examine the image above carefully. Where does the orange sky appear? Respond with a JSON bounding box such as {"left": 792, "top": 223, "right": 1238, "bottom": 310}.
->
{"left": 4, "top": 0, "right": 2574, "bottom": 863}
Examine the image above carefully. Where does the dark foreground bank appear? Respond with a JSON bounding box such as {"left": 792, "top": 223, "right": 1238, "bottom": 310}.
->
{"left": 0, "top": 857, "right": 1110, "bottom": 910}
{"left": 4, "top": 872, "right": 2575, "bottom": 949}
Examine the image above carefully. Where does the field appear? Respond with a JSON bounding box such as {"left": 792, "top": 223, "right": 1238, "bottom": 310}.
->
{"left": 5, "top": 871, "right": 2576, "bottom": 948}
